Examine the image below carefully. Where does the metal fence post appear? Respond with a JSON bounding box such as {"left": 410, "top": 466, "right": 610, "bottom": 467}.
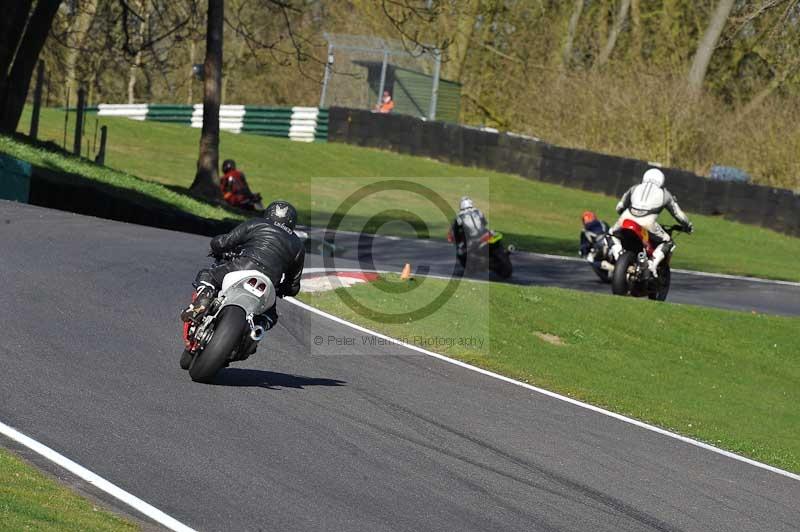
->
{"left": 73, "top": 87, "right": 85, "bottom": 156}
{"left": 62, "top": 87, "right": 70, "bottom": 149}
{"left": 428, "top": 48, "right": 441, "bottom": 121}
{"left": 377, "top": 48, "right": 389, "bottom": 108}
{"left": 95, "top": 125, "right": 107, "bottom": 165}
{"left": 29, "top": 61, "right": 45, "bottom": 140}
{"left": 319, "top": 43, "right": 334, "bottom": 108}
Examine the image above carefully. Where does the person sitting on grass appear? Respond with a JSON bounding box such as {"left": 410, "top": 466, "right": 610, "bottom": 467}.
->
{"left": 219, "top": 159, "right": 263, "bottom": 211}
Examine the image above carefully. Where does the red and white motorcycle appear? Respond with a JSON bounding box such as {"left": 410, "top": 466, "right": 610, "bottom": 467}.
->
{"left": 610, "top": 221, "right": 688, "bottom": 301}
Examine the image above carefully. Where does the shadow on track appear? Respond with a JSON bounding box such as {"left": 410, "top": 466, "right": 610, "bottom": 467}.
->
{"left": 212, "top": 368, "right": 346, "bottom": 390}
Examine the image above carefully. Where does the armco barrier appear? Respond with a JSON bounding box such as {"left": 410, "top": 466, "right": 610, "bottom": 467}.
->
{"left": 95, "top": 104, "right": 327, "bottom": 142}
{"left": 327, "top": 107, "right": 800, "bottom": 237}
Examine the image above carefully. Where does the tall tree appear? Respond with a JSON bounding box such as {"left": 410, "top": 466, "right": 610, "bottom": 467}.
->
{"left": 0, "top": 0, "right": 62, "bottom": 133}
{"left": 0, "top": 1, "right": 34, "bottom": 81}
{"left": 189, "top": 0, "right": 224, "bottom": 199}
{"left": 687, "top": 0, "right": 736, "bottom": 96}
{"left": 64, "top": 0, "right": 99, "bottom": 108}
{"left": 127, "top": 0, "right": 151, "bottom": 104}
{"left": 595, "top": 0, "right": 631, "bottom": 67}
{"left": 561, "top": 0, "right": 585, "bottom": 69}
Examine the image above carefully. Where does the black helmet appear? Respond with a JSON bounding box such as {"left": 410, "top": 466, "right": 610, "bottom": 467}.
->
{"left": 222, "top": 159, "right": 236, "bottom": 173}
{"left": 264, "top": 200, "right": 298, "bottom": 230}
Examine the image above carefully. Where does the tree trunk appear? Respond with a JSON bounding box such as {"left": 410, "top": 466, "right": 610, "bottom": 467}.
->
{"left": 128, "top": 50, "right": 144, "bottom": 104}
{"left": 630, "top": 0, "right": 641, "bottom": 61}
{"left": 687, "top": 0, "right": 736, "bottom": 96}
{"left": 64, "top": 0, "right": 99, "bottom": 108}
{"left": 0, "top": 0, "right": 33, "bottom": 77}
{"left": 0, "top": 0, "right": 34, "bottom": 123}
{"left": 190, "top": 0, "right": 224, "bottom": 199}
{"left": 0, "top": 0, "right": 61, "bottom": 134}
{"left": 127, "top": 0, "right": 150, "bottom": 105}
{"left": 188, "top": 39, "right": 196, "bottom": 104}
{"left": 595, "top": 0, "right": 631, "bottom": 67}
{"left": 561, "top": 0, "right": 585, "bottom": 69}
{"left": 738, "top": 60, "right": 800, "bottom": 120}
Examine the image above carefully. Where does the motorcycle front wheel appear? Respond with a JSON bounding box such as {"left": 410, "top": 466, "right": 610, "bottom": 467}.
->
{"left": 591, "top": 263, "right": 611, "bottom": 283}
{"left": 189, "top": 306, "right": 246, "bottom": 383}
{"left": 611, "top": 251, "right": 635, "bottom": 296}
{"left": 648, "top": 264, "right": 671, "bottom": 301}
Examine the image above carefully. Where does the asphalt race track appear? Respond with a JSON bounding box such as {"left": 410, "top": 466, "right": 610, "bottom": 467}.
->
{"left": 305, "top": 229, "right": 800, "bottom": 317}
{"left": 2, "top": 201, "right": 799, "bottom": 531}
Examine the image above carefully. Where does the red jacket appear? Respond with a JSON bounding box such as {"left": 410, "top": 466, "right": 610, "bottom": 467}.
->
{"left": 220, "top": 170, "right": 250, "bottom": 206}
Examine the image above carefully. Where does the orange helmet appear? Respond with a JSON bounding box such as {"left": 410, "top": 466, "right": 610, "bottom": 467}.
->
{"left": 582, "top": 211, "right": 597, "bottom": 225}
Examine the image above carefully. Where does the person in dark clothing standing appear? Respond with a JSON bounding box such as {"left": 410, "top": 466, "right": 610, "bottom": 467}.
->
{"left": 181, "top": 200, "right": 305, "bottom": 331}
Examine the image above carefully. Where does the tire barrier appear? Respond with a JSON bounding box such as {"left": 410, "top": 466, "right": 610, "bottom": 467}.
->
{"left": 95, "top": 104, "right": 328, "bottom": 142}
{"left": 327, "top": 107, "right": 800, "bottom": 238}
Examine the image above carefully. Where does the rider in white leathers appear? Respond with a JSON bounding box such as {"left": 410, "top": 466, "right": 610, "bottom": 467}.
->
{"left": 611, "top": 168, "right": 694, "bottom": 277}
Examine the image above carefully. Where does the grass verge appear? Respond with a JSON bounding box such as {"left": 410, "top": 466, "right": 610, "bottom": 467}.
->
{"left": 299, "top": 275, "right": 800, "bottom": 473}
{"left": 0, "top": 447, "right": 138, "bottom": 531}
{"left": 0, "top": 135, "right": 235, "bottom": 223}
{"left": 15, "top": 106, "right": 800, "bottom": 281}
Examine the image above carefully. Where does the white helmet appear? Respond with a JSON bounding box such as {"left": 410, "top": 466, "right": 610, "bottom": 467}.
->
{"left": 459, "top": 196, "right": 474, "bottom": 210}
{"left": 642, "top": 168, "right": 665, "bottom": 187}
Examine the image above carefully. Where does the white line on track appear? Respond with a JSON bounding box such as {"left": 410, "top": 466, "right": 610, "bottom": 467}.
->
{"left": 0, "top": 420, "right": 196, "bottom": 532}
{"left": 286, "top": 296, "right": 800, "bottom": 483}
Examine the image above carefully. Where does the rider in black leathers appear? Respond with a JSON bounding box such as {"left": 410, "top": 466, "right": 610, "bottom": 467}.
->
{"left": 181, "top": 200, "right": 305, "bottom": 330}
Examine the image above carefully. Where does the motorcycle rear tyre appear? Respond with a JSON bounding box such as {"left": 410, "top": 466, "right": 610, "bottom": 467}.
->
{"left": 180, "top": 349, "right": 193, "bottom": 370}
{"left": 189, "top": 306, "right": 246, "bottom": 383}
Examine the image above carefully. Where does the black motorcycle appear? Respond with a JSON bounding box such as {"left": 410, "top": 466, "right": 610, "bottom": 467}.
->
{"left": 450, "top": 229, "right": 514, "bottom": 279}
{"left": 580, "top": 232, "right": 615, "bottom": 283}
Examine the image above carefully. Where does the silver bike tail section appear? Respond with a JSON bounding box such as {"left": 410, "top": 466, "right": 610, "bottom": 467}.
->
{"left": 219, "top": 270, "right": 276, "bottom": 316}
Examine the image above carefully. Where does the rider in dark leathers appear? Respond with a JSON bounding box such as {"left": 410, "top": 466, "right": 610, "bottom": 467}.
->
{"left": 579, "top": 211, "right": 610, "bottom": 262}
{"left": 181, "top": 200, "right": 305, "bottom": 330}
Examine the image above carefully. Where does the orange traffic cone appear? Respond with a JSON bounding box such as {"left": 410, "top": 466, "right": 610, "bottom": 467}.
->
{"left": 400, "top": 263, "right": 412, "bottom": 280}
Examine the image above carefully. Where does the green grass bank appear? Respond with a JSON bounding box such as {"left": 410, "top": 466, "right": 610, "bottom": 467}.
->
{"left": 0, "top": 447, "right": 138, "bottom": 531}
{"left": 10, "top": 106, "right": 800, "bottom": 281}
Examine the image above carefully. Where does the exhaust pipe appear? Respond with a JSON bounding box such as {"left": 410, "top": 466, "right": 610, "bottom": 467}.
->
{"left": 250, "top": 325, "right": 265, "bottom": 342}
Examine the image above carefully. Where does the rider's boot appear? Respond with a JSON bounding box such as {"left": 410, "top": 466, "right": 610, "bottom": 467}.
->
{"left": 181, "top": 282, "right": 215, "bottom": 322}
{"left": 610, "top": 241, "right": 623, "bottom": 261}
{"left": 648, "top": 244, "right": 668, "bottom": 278}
